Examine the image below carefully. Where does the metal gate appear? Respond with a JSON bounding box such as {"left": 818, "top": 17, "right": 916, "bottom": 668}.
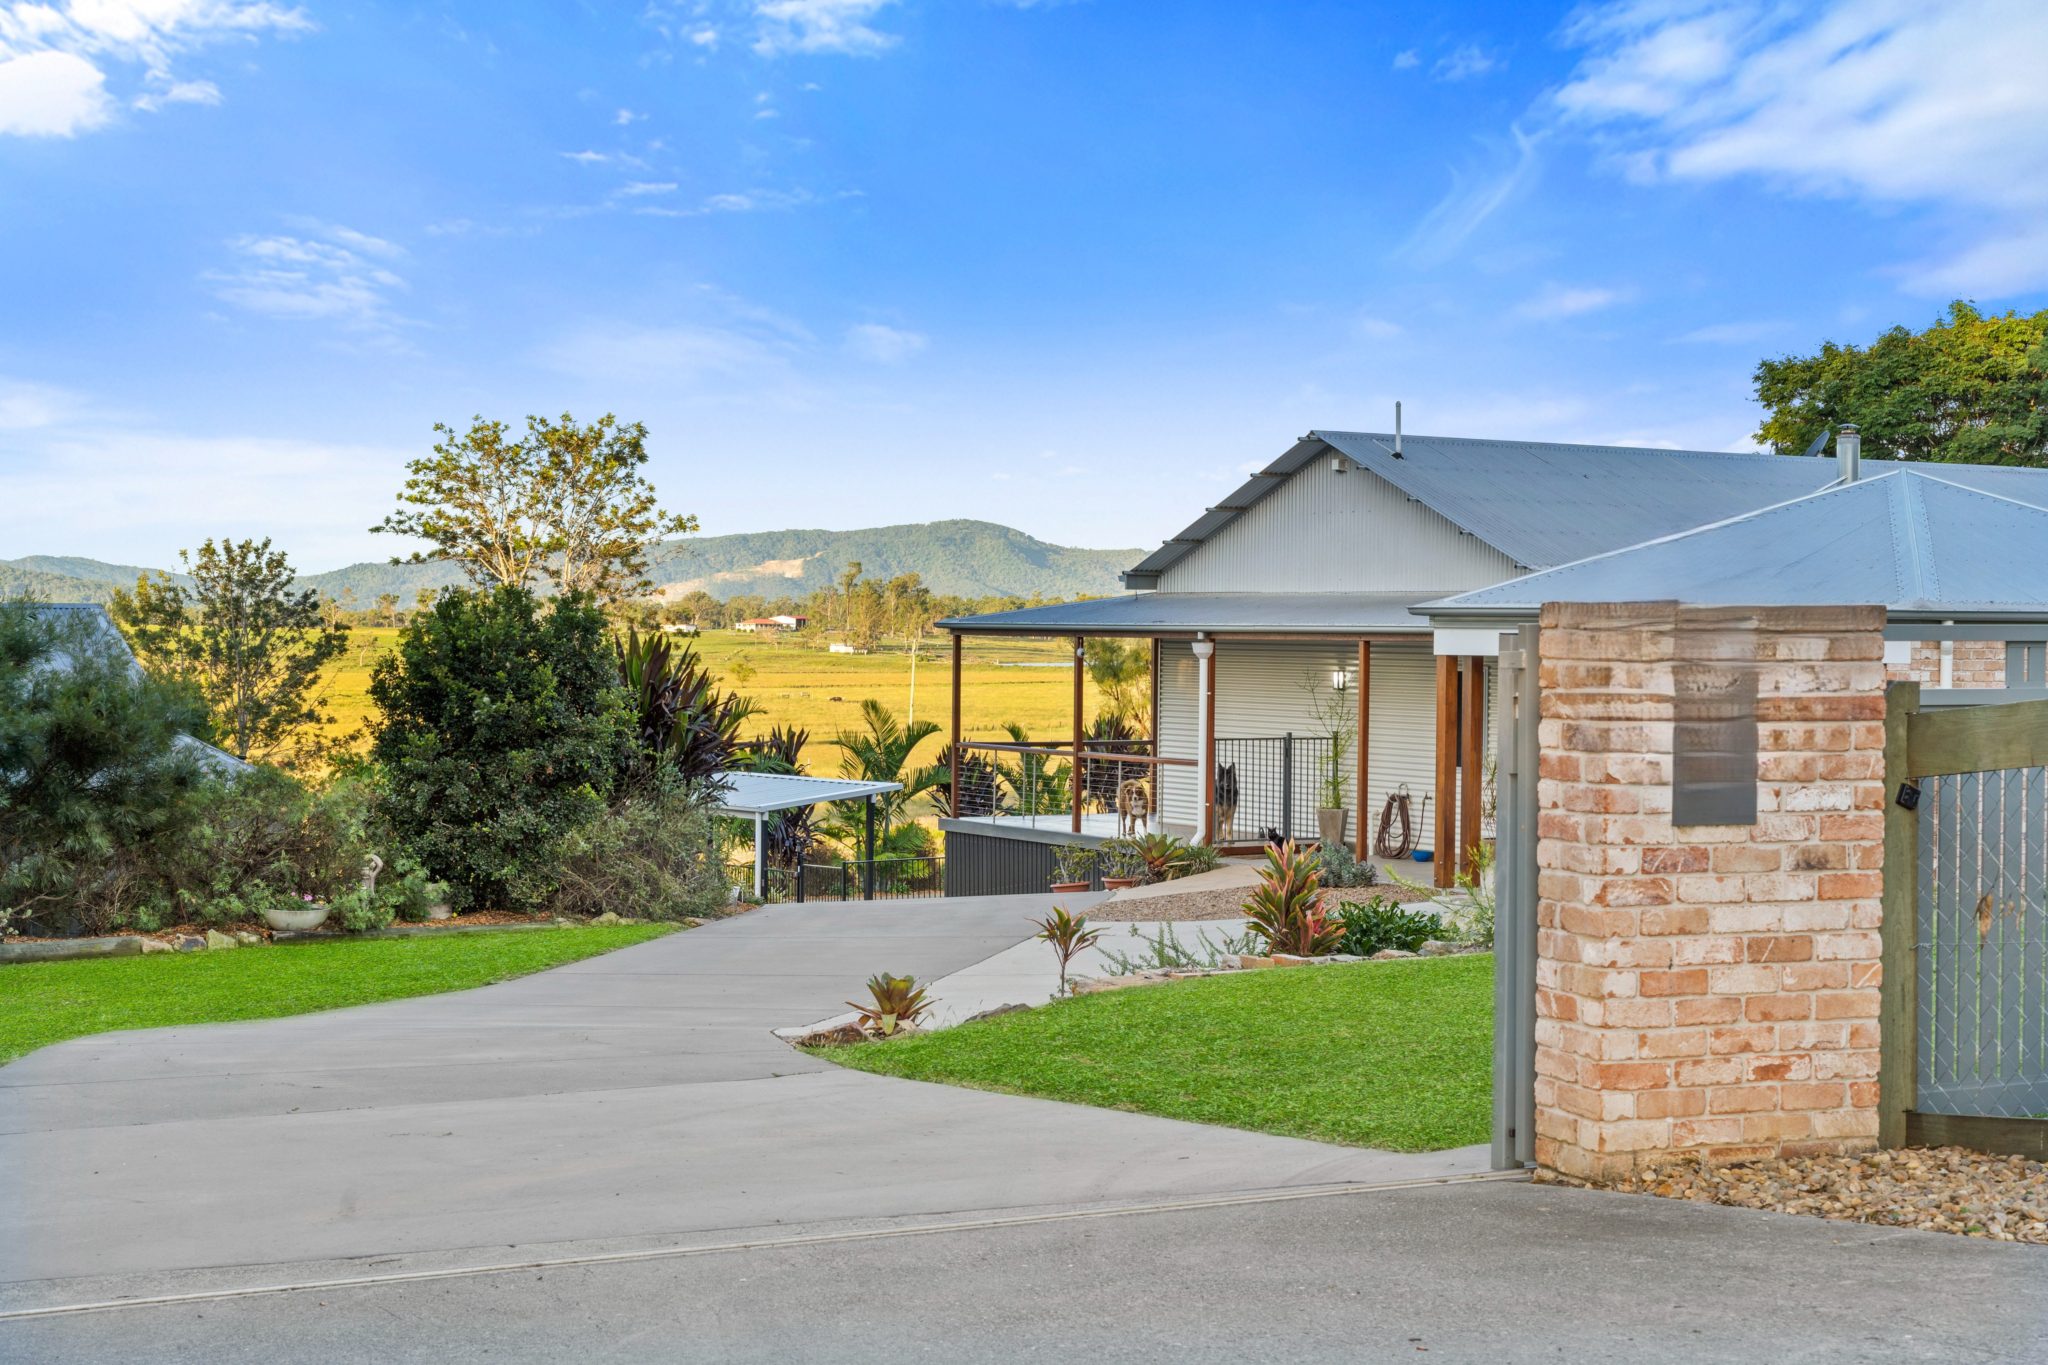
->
{"left": 1491, "top": 624, "right": 1539, "bottom": 1170}
{"left": 1881, "top": 681, "right": 2048, "bottom": 1158}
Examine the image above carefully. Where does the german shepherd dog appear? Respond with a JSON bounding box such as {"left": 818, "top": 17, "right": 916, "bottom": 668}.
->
{"left": 1213, "top": 763, "right": 1239, "bottom": 843}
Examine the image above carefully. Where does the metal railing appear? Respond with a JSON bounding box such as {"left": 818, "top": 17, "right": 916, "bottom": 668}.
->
{"left": 792, "top": 855, "right": 945, "bottom": 901}
{"left": 948, "top": 740, "right": 1193, "bottom": 833}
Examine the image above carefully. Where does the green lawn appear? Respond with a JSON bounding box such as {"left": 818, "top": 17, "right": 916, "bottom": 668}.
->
{"left": 825, "top": 954, "right": 1494, "bottom": 1151}
{"left": 0, "top": 924, "right": 675, "bottom": 1065}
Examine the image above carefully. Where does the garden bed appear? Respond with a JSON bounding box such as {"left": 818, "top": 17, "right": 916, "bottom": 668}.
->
{"left": 815, "top": 953, "right": 1493, "bottom": 1151}
{"left": 0, "top": 923, "right": 676, "bottom": 1064}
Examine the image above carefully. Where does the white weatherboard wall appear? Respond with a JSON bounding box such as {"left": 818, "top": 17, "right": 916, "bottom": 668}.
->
{"left": 1154, "top": 457, "right": 1520, "bottom": 594}
{"left": 1155, "top": 640, "right": 1447, "bottom": 845}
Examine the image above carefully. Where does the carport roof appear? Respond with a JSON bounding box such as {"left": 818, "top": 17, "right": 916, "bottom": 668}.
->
{"left": 712, "top": 771, "right": 902, "bottom": 814}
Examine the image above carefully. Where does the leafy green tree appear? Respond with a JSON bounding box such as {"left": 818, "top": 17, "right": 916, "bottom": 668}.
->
{"left": 0, "top": 601, "right": 211, "bottom": 937}
{"left": 376, "top": 593, "right": 400, "bottom": 627}
{"left": 1085, "top": 638, "right": 1151, "bottom": 731}
{"left": 369, "top": 587, "right": 636, "bottom": 913}
{"left": 1755, "top": 301, "right": 2048, "bottom": 464}
{"left": 374, "top": 412, "right": 699, "bottom": 600}
{"left": 111, "top": 538, "right": 349, "bottom": 764}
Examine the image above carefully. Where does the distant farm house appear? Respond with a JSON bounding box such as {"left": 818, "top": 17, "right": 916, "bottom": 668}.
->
{"left": 733, "top": 614, "right": 807, "bottom": 634}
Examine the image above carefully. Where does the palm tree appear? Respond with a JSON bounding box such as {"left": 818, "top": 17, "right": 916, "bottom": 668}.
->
{"left": 823, "top": 699, "right": 941, "bottom": 858}
{"left": 998, "top": 721, "right": 1072, "bottom": 816}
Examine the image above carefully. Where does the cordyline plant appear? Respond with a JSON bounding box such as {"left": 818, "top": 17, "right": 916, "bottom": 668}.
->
{"left": 1243, "top": 839, "right": 1340, "bottom": 957}
{"left": 849, "top": 973, "right": 934, "bottom": 1037}
{"left": 1030, "top": 905, "right": 1101, "bottom": 997}
{"left": 615, "top": 628, "right": 757, "bottom": 790}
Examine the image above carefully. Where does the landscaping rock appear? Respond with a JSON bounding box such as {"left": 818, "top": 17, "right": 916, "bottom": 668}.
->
{"left": 1369, "top": 948, "right": 1419, "bottom": 960}
{"left": 963, "top": 1003, "right": 1034, "bottom": 1023}
{"left": 203, "top": 930, "right": 237, "bottom": 951}
{"left": 681, "top": 917, "right": 706, "bottom": 928}
{"left": 1419, "top": 940, "right": 1459, "bottom": 957}
{"left": 233, "top": 931, "right": 263, "bottom": 947}
{"left": 175, "top": 935, "right": 207, "bottom": 952}
{"left": 0, "top": 935, "right": 145, "bottom": 964}
{"left": 140, "top": 938, "right": 174, "bottom": 954}
{"left": 591, "top": 911, "right": 622, "bottom": 925}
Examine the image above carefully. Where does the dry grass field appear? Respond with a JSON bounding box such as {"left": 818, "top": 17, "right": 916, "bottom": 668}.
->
{"left": 315, "top": 627, "right": 1105, "bottom": 775}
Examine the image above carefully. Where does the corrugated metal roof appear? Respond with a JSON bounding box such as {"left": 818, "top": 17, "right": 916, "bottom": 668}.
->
{"left": 711, "top": 771, "right": 903, "bottom": 814}
{"left": 1418, "top": 470, "right": 2048, "bottom": 623}
{"left": 28, "top": 603, "right": 253, "bottom": 774}
{"left": 939, "top": 591, "right": 1442, "bottom": 635}
{"left": 1124, "top": 430, "right": 2048, "bottom": 585}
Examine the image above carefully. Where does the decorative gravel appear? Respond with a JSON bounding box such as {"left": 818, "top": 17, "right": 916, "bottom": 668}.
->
{"left": 1560, "top": 1147, "right": 2048, "bottom": 1245}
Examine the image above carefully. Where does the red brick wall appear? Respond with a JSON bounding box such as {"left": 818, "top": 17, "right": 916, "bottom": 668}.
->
{"left": 1533, "top": 602, "right": 1888, "bottom": 1181}
{"left": 1886, "top": 640, "right": 2004, "bottom": 687}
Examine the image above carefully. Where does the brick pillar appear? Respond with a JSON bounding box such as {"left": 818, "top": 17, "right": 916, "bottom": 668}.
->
{"left": 1533, "top": 602, "right": 1888, "bottom": 1181}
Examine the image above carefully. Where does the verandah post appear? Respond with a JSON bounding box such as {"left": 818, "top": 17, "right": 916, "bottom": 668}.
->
{"left": 1071, "top": 635, "right": 1086, "bottom": 834}
{"left": 1355, "top": 639, "right": 1371, "bottom": 858}
{"left": 949, "top": 632, "right": 963, "bottom": 818}
{"left": 1434, "top": 652, "right": 1459, "bottom": 888}
{"left": 1460, "top": 655, "right": 1485, "bottom": 881}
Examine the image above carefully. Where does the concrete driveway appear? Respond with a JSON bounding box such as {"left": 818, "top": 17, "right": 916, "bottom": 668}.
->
{"left": 5, "top": 896, "right": 2044, "bottom": 1363}
{"left": 0, "top": 895, "right": 1481, "bottom": 1299}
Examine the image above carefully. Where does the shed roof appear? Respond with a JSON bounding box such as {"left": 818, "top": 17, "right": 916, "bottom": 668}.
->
{"left": 1122, "top": 431, "right": 2048, "bottom": 586}
{"left": 710, "top": 770, "right": 903, "bottom": 815}
{"left": 937, "top": 591, "right": 1442, "bottom": 636}
{"left": 26, "top": 604, "right": 252, "bottom": 775}
{"left": 1417, "top": 469, "right": 2048, "bottom": 624}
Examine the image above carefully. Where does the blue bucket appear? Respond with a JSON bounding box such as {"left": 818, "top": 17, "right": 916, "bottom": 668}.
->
{"left": 1411, "top": 849, "right": 1433, "bottom": 863}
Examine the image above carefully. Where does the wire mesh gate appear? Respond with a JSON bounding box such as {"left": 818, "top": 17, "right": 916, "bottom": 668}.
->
{"left": 1211, "top": 735, "right": 1334, "bottom": 844}
{"left": 1881, "top": 682, "right": 2048, "bottom": 1158}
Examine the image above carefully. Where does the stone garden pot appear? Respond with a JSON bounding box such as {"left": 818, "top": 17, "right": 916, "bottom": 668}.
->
{"left": 262, "top": 902, "right": 330, "bottom": 932}
{"left": 1316, "top": 808, "right": 1349, "bottom": 844}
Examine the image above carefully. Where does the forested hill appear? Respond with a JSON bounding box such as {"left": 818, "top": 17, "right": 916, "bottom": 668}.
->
{"left": 1, "top": 520, "right": 1142, "bottom": 605}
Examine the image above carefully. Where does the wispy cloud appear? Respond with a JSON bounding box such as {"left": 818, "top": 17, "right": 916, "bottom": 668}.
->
{"left": 1394, "top": 125, "right": 1541, "bottom": 268}
{"left": 1512, "top": 283, "right": 1626, "bottom": 321}
{"left": 1553, "top": 0, "right": 2048, "bottom": 296}
{"left": 1433, "top": 44, "right": 1498, "bottom": 82}
{"left": 619, "top": 181, "right": 680, "bottom": 197}
{"left": 0, "top": 0, "right": 311, "bottom": 137}
{"left": 205, "top": 223, "right": 410, "bottom": 334}
{"left": 1672, "top": 319, "right": 1785, "bottom": 345}
{"left": 843, "top": 322, "right": 926, "bottom": 363}
{"left": 752, "top": 0, "right": 898, "bottom": 57}
{"left": 1391, "top": 48, "right": 1418, "bottom": 71}
{"left": 0, "top": 375, "right": 78, "bottom": 430}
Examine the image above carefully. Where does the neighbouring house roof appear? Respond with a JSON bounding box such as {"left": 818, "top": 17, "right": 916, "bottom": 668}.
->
{"left": 711, "top": 771, "right": 903, "bottom": 815}
{"left": 938, "top": 591, "right": 1444, "bottom": 636}
{"left": 1121, "top": 431, "right": 2048, "bottom": 588}
{"left": 24, "top": 604, "right": 253, "bottom": 775}
{"left": 1417, "top": 469, "right": 2048, "bottom": 625}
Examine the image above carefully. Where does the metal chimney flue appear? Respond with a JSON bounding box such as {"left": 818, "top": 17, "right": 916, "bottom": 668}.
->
{"left": 1837, "top": 424, "right": 1861, "bottom": 483}
{"left": 1393, "top": 401, "right": 1403, "bottom": 458}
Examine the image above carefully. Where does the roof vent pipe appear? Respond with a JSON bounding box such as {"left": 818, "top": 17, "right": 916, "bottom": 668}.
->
{"left": 1393, "top": 401, "right": 1403, "bottom": 458}
{"left": 1837, "top": 424, "right": 1861, "bottom": 484}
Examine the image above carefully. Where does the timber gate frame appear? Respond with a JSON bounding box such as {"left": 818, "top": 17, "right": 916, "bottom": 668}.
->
{"left": 1880, "top": 679, "right": 2048, "bottom": 1159}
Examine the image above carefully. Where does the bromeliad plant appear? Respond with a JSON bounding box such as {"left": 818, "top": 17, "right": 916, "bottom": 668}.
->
{"left": 1243, "top": 839, "right": 1341, "bottom": 957}
{"left": 1100, "top": 832, "right": 1217, "bottom": 885}
{"left": 1030, "top": 905, "right": 1101, "bottom": 997}
{"left": 848, "top": 973, "right": 934, "bottom": 1037}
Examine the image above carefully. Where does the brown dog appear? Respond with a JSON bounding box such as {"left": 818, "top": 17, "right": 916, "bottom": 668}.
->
{"left": 1116, "top": 778, "right": 1151, "bottom": 837}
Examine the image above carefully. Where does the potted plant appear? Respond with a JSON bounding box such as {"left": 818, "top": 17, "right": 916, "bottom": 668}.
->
{"left": 1303, "top": 669, "right": 1356, "bottom": 846}
{"left": 1099, "top": 843, "right": 1142, "bottom": 891}
{"left": 263, "top": 892, "right": 331, "bottom": 933}
{"left": 1049, "top": 844, "right": 1096, "bottom": 893}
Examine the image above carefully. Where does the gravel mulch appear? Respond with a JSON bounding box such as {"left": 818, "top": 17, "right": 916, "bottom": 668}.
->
{"left": 1092, "top": 881, "right": 1441, "bottom": 922}
{"left": 1553, "top": 1147, "right": 2048, "bottom": 1245}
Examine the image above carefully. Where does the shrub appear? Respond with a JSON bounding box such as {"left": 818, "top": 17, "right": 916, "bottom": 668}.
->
{"left": 848, "top": 973, "right": 933, "bottom": 1036}
{"left": 370, "top": 587, "right": 636, "bottom": 913}
{"left": 1332, "top": 897, "right": 1443, "bottom": 957}
{"left": 160, "top": 768, "right": 376, "bottom": 926}
{"left": 1314, "top": 839, "right": 1378, "bottom": 888}
{"left": 547, "top": 786, "right": 730, "bottom": 922}
{"left": 1050, "top": 844, "right": 1097, "bottom": 885}
{"left": 1029, "top": 905, "right": 1100, "bottom": 996}
{"left": 1242, "top": 840, "right": 1340, "bottom": 957}
{"left": 1101, "top": 832, "right": 1213, "bottom": 884}
{"left": 0, "top": 602, "right": 212, "bottom": 937}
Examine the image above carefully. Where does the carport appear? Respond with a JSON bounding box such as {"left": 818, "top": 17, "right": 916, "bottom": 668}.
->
{"left": 711, "top": 771, "right": 904, "bottom": 901}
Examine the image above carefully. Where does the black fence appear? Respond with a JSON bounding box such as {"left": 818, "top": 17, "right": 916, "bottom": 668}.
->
{"left": 1211, "top": 735, "right": 1336, "bottom": 844}
{"left": 792, "top": 855, "right": 945, "bottom": 901}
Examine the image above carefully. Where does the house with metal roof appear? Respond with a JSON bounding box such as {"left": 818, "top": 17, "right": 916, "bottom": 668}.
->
{"left": 935, "top": 425, "right": 2048, "bottom": 894}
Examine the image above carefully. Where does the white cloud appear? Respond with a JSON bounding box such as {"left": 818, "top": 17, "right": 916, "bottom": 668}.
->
{"left": 1352, "top": 314, "right": 1403, "bottom": 340}
{"left": 1553, "top": 0, "right": 2048, "bottom": 295}
{"left": 1433, "top": 44, "right": 1498, "bottom": 81}
{"left": 0, "top": 47, "right": 108, "bottom": 135}
{"left": 0, "top": 375, "right": 78, "bottom": 429}
{"left": 0, "top": 0, "right": 309, "bottom": 137}
{"left": 614, "top": 107, "right": 643, "bottom": 125}
{"left": 1391, "top": 48, "right": 1418, "bottom": 70}
{"left": 843, "top": 322, "right": 926, "bottom": 364}
{"left": 1512, "top": 283, "right": 1626, "bottom": 321}
{"left": 618, "top": 180, "right": 679, "bottom": 197}
{"left": 1672, "top": 319, "right": 1784, "bottom": 345}
{"left": 539, "top": 322, "right": 796, "bottom": 391}
{"left": 561, "top": 149, "right": 613, "bottom": 165}
{"left": 1395, "top": 125, "right": 1541, "bottom": 267}
{"left": 206, "top": 223, "right": 410, "bottom": 332}
{"left": 689, "top": 26, "right": 718, "bottom": 48}
{"left": 752, "top": 0, "right": 897, "bottom": 57}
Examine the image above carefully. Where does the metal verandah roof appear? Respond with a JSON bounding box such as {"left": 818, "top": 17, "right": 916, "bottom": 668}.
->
{"left": 937, "top": 591, "right": 1442, "bottom": 636}
{"left": 1416, "top": 469, "right": 2048, "bottom": 625}
{"left": 711, "top": 771, "right": 903, "bottom": 815}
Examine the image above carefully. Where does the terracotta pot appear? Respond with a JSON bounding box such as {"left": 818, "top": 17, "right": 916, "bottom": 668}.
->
{"left": 1101, "top": 877, "right": 1141, "bottom": 890}
{"left": 262, "top": 902, "right": 330, "bottom": 933}
{"left": 1050, "top": 881, "right": 1090, "bottom": 893}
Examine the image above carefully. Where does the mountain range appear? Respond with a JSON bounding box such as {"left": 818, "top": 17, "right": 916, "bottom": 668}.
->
{"left": 1, "top": 520, "right": 1143, "bottom": 606}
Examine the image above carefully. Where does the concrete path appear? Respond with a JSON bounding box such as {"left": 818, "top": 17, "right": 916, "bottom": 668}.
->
{"left": 0, "top": 895, "right": 1482, "bottom": 1306}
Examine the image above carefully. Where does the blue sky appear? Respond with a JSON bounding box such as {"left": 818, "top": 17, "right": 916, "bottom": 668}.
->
{"left": 4, "top": 0, "right": 2046, "bottom": 571}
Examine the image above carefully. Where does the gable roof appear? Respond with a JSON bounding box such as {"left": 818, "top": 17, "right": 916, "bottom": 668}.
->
{"left": 1418, "top": 469, "right": 2048, "bottom": 624}
{"left": 1122, "top": 431, "right": 2048, "bottom": 587}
